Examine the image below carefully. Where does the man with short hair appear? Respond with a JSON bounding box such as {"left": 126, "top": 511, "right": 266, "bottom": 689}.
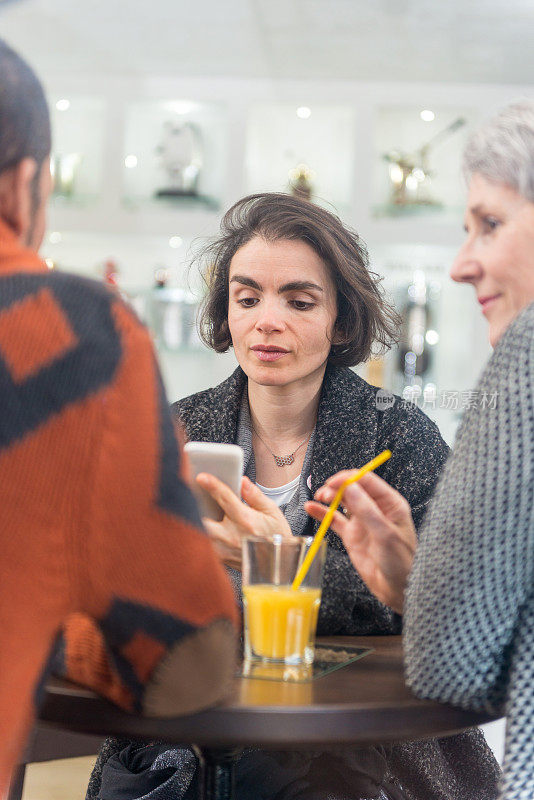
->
{"left": 0, "top": 40, "right": 237, "bottom": 795}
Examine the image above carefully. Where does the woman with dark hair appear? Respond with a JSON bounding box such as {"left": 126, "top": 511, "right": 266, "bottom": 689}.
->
{"left": 88, "top": 193, "right": 499, "bottom": 800}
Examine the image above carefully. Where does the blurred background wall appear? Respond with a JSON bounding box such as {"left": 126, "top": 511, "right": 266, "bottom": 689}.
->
{"left": 2, "top": 0, "right": 533, "bottom": 444}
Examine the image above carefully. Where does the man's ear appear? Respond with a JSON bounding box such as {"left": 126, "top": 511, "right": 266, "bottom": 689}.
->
{"left": 0, "top": 158, "right": 37, "bottom": 241}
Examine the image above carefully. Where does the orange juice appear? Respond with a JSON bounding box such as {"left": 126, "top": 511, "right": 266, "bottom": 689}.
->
{"left": 243, "top": 584, "right": 321, "bottom": 663}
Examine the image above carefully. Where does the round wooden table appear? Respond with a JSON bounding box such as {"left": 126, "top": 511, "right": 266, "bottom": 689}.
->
{"left": 38, "top": 636, "right": 496, "bottom": 800}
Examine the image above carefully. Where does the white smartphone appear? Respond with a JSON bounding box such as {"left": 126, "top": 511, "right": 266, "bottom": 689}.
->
{"left": 184, "top": 441, "right": 244, "bottom": 521}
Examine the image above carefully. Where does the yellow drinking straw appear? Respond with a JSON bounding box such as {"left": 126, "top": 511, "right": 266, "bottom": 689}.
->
{"left": 291, "top": 449, "right": 392, "bottom": 591}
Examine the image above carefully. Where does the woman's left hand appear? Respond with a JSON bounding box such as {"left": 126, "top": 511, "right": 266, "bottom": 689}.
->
{"left": 196, "top": 473, "right": 292, "bottom": 570}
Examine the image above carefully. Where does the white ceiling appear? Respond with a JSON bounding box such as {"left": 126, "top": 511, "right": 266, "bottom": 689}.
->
{"left": 1, "top": 0, "right": 534, "bottom": 84}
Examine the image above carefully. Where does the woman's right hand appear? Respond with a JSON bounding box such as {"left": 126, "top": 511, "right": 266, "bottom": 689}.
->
{"left": 196, "top": 473, "right": 292, "bottom": 571}
{"left": 305, "top": 471, "right": 417, "bottom": 614}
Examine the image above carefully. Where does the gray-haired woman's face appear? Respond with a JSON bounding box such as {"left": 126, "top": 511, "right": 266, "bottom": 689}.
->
{"left": 450, "top": 172, "right": 534, "bottom": 346}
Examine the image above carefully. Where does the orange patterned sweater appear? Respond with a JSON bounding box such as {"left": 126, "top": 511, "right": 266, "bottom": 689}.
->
{"left": 0, "top": 220, "right": 238, "bottom": 795}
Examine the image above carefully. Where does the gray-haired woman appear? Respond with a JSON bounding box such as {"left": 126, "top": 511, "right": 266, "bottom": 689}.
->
{"left": 310, "top": 100, "right": 534, "bottom": 800}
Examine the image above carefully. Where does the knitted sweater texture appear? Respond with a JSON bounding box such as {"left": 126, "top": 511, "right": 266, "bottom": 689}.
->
{"left": 404, "top": 303, "right": 534, "bottom": 800}
{"left": 0, "top": 221, "right": 237, "bottom": 795}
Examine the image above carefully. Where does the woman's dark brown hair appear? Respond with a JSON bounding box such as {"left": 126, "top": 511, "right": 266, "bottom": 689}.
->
{"left": 196, "top": 192, "right": 400, "bottom": 367}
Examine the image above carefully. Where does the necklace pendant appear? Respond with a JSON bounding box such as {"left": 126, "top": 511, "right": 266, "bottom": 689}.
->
{"left": 274, "top": 454, "right": 295, "bottom": 467}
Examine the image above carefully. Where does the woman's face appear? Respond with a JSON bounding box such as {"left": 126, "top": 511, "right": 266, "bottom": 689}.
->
{"left": 227, "top": 236, "right": 338, "bottom": 389}
{"left": 450, "top": 173, "right": 534, "bottom": 346}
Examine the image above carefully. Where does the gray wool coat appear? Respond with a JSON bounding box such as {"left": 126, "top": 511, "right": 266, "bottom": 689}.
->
{"left": 86, "top": 365, "right": 500, "bottom": 800}
{"left": 175, "top": 364, "right": 448, "bottom": 638}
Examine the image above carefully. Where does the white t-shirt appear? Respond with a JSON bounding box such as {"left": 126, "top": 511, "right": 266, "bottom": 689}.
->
{"left": 256, "top": 475, "right": 299, "bottom": 508}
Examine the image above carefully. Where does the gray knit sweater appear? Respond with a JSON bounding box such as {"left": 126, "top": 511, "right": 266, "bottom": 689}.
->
{"left": 404, "top": 303, "right": 534, "bottom": 800}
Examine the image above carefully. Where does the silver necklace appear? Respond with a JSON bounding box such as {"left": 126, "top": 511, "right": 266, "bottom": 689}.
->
{"left": 252, "top": 426, "right": 311, "bottom": 467}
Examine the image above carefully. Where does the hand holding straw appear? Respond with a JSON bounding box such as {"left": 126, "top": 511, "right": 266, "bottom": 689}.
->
{"left": 291, "top": 449, "right": 392, "bottom": 591}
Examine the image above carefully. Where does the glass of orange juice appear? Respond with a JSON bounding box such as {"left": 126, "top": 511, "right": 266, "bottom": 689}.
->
{"left": 242, "top": 535, "right": 327, "bottom": 666}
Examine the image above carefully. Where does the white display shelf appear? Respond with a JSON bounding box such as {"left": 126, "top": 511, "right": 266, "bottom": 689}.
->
{"left": 245, "top": 103, "right": 356, "bottom": 210}
{"left": 47, "top": 204, "right": 221, "bottom": 239}
{"left": 122, "top": 99, "right": 227, "bottom": 210}
{"left": 372, "top": 105, "right": 478, "bottom": 220}
{"left": 49, "top": 94, "right": 106, "bottom": 203}
{"left": 124, "top": 286, "right": 204, "bottom": 353}
{"left": 122, "top": 194, "right": 221, "bottom": 212}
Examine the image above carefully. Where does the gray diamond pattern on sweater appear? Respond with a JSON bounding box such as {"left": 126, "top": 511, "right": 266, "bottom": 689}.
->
{"left": 404, "top": 303, "right": 534, "bottom": 800}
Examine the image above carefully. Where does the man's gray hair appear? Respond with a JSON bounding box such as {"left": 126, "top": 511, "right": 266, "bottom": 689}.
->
{"left": 0, "top": 39, "right": 51, "bottom": 174}
{"left": 463, "top": 99, "right": 534, "bottom": 202}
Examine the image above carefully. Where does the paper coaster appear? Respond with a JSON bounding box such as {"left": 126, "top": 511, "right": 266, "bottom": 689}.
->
{"left": 239, "top": 645, "right": 373, "bottom": 683}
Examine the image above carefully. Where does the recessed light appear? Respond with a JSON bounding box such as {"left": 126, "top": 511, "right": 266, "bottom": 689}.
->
{"left": 296, "top": 106, "right": 311, "bottom": 119}
{"left": 56, "top": 99, "right": 70, "bottom": 112}
{"left": 49, "top": 231, "right": 62, "bottom": 244}
{"left": 124, "top": 154, "right": 138, "bottom": 169}
{"left": 425, "top": 330, "right": 440, "bottom": 346}
{"left": 169, "top": 236, "right": 183, "bottom": 249}
{"left": 420, "top": 109, "right": 435, "bottom": 122}
{"left": 163, "top": 101, "right": 197, "bottom": 115}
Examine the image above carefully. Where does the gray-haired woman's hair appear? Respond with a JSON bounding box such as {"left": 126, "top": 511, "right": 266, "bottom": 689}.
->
{"left": 463, "top": 100, "right": 534, "bottom": 202}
